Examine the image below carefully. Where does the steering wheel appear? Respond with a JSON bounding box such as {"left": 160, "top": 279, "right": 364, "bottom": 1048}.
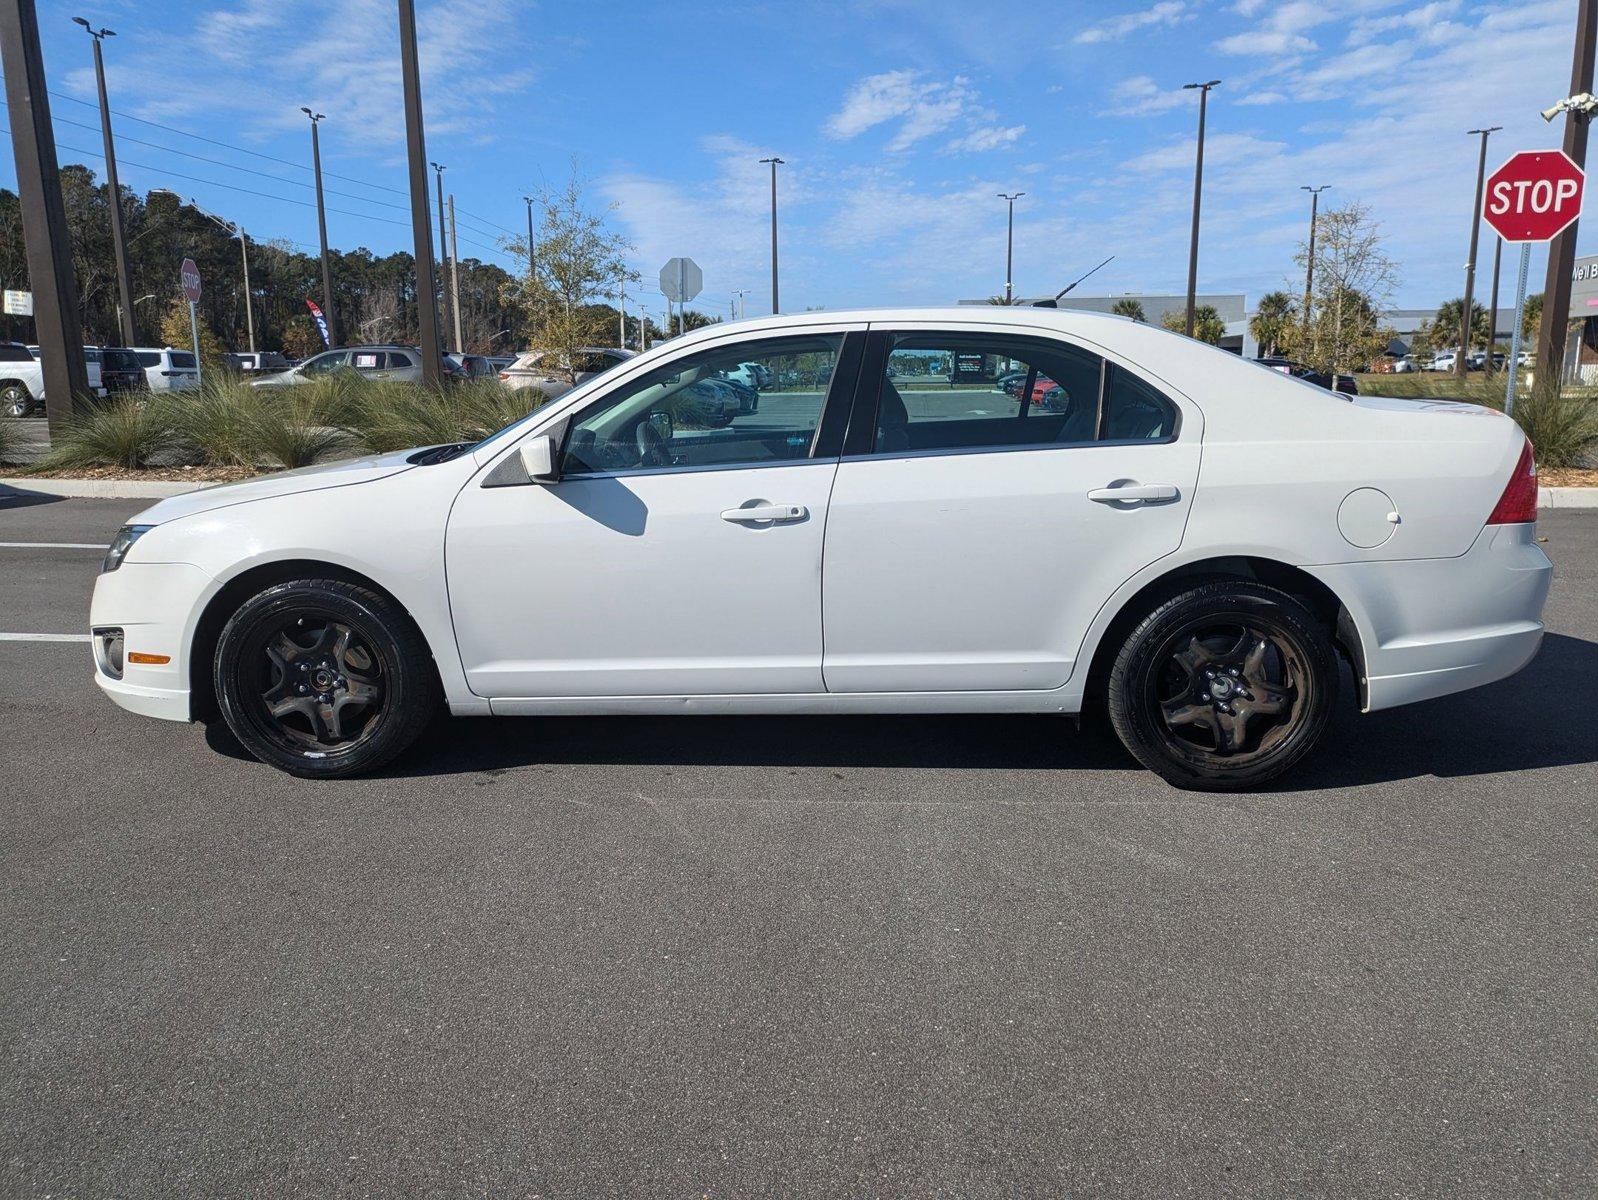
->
{"left": 635, "top": 416, "right": 669, "bottom": 468}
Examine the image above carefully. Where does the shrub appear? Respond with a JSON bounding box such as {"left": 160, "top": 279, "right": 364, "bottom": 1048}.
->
{"left": 0, "top": 413, "right": 18, "bottom": 466}
{"left": 30, "top": 396, "right": 183, "bottom": 471}
{"left": 1511, "top": 387, "right": 1598, "bottom": 470}
{"left": 246, "top": 388, "right": 354, "bottom": 469}
{"left": 174, "top": 379, "right": 259, "bottom": 466}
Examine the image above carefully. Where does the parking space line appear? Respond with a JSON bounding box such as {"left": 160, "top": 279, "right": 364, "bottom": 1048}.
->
{"left": 0, "top": 633, "right": 92, "bottom": 642}
{"left": 0, "top": 542, "right": 107, "bottom": 549}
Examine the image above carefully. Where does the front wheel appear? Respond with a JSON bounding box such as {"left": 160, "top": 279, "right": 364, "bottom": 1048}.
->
{"left": 1107, "top": 581, "right": 1339, "bottom": 792}
{"left": 214, "top": 579, "right": 438, "bottom": 778}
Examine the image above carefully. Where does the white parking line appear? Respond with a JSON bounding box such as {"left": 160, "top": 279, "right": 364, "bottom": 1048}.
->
{"left": 0, "top": 542, "right": 107, "bottom": 549}
{"left": 0, "top": 633, "right": 92, "bottom": 642}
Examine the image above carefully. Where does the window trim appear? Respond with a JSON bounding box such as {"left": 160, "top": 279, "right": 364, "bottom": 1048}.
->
{"left": 553, "top": 330, "right": 865, "bottom": 482}
{"left": 842, "top": 329, "right": 1181, "bottom": 460}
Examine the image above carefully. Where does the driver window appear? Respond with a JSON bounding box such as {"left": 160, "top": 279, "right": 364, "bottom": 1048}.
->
{"left": 560, "top": 334, "right": 842, "bottom": 476}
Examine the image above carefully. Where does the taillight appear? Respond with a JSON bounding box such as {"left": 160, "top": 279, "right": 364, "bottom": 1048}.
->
{"left": 1485, "top": 439, "right": 1537, "bottom": 525}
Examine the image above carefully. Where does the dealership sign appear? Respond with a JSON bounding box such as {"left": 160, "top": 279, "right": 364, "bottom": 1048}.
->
{"left": 1482, "top": 149, "right": 1585, "bottom": 243}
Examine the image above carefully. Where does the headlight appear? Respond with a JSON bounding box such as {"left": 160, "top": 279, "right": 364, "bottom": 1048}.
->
{"left": 102, "top": 524, "right": 153, "bottom": 573}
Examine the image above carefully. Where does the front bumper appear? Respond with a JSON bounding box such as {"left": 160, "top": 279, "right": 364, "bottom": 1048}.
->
{"left": 1312, "top": 523, "right": 1552, "bottom": 712}
{"left": 89, "top": 560, "right": 213, "bottom": 723}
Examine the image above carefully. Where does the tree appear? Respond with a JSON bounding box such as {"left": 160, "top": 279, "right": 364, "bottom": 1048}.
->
{"left": 1249, "top": 291, "right": 1297, "bottom": 357}
{"left": 1292, "top": 202, "right": 1398, "bottom": 373}
{"left": 1161, "top": 304, "right": 1226, "bottom": 345}
{"left": 158, "top": 298, "right": 224, "bottom": 365}
{"left": 1433, "top": 298, "right": 1491, "bottom": 351}
{"left": 1110, "top": 298, "right": 1146, "bottom": 323}
{"left": 1521, "top": 292, "right": 1543, "bottom": 343}
{"left": 499, "top": 166, "right": 638, "bottom": 381}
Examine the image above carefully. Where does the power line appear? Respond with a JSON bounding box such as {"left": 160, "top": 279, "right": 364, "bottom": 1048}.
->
{"left": 47, "top": 89, "right": 412, "bottom": 198}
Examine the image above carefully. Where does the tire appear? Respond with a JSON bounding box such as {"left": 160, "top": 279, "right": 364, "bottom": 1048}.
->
{"left": 1106, "top": 581, "right": 1339, "bottom": 792}
{"left": 1, "top": 382, "right": 33, "bottom": 418}
{"left": 213, "top": 579, "right": 438, "bottom": 778}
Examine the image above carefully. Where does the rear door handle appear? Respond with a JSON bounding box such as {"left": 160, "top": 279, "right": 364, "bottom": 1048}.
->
{"left": 1087, "top": 484, "right": 1179, "bottom": 504}
{"left": 721, "top": 502, "right": 808, "bottom": 524}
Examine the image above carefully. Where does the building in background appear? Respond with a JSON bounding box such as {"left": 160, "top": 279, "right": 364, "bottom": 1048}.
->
{"left": 959, "top": 293, "right": 1253, "bottom": 356}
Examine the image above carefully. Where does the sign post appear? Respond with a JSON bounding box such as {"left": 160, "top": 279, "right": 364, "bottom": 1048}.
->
{"left": 180, "top": 257, "right": 203, "bottom": 389}
{"left": 1481, "top": 149, "right": 1586, "bottom": 413}
{"left": 658, "top": 257, "right": 702, "bottom": 338}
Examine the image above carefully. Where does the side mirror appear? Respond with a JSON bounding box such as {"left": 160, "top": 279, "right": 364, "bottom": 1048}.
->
{"left": 518, "top": 434, "right": 559, "bottom": 483}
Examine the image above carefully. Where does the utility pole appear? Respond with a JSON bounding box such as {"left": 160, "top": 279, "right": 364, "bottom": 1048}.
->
{"left": 193, "top": 200, "right": 255, "bottom": 352}
{"left": 447, "top": 194, "right": 464, "bottom": 353}
{"left": 998, "top": 192, "right": 1025, "bottom": 303}
{"left": 1458, "top": 126, "right": 1501, "bottom": 378}
{"left": 760, "top": 156, "right": 783, "bottom": 314}
{"left": 1535, "top": 0, "right": 1597, "bottom": 390}
{"left": 1182, "top": 80, "right": 1220, "bottom": 337}
{"left": 3, "top": 0, "right": 90, "bottom": 429}
{"left": 73, "top": 18, "right": 135, "bottom": 346}
{"left": 1299, "top": 185, "right": 1329, "bottom": 349}
{"left": 616, "top": 278, "right": 627, "bottom": 348}
{"left": 1486, "top": 235, "right": 1502, "bottom": 372}
{"left": 639, "top": 301, "right": 648, "bottom": 350}
{"left": 397, "top": 0, "right": 441, "bottom": 387}
{"left": 431, "top": 162, "right": 450, "bottom": 352}
{"left": 301, "top": 107, "right": 336, "bottom": 346}
{"left": 732, "top": 288, "right": 749, "bottom": 320}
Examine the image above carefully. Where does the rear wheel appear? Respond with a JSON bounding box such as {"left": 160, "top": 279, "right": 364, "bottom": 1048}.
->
{"left": 2, "top": 382, "right": 33, "bottom": 418}
{"left": 1107, "top": 581, "right": 1338, "bottom": 791}
{"left": 213, "top": 579, "right": 437, "bottom": 778}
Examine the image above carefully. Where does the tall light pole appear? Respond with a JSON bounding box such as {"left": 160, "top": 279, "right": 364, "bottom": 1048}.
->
{"left": 760, "top": 156, "right": 783, "bottom": 314}
{"left": 190, "top": 198, "right": 255, "bottom": 353}
{"left": 1486, "top": 235, "right": 1503, "bottom": 372}
{"left": 1299, "top": 185, "right": 1330, "bottom": 349}
{"left": 431, "top": 162, "right": 451, "bottom": 352}
{"left": 397, "top": 0, "right": 440, "bottom": 387}
{"left": 1458, "top": 126, "right": 1501, "bottom": 378}
{"left": 1535, "top": 0, "right": 1597, "bottom": 391}
{"left": 73, "top": 17, "right": 135, "bottom": 346}
{"left": 300, "top": 107, "right": 336, "bottom": 346}
{"left": 732, "top": 288, "right": 750, "bottom": 320}
{"left": 997, "top": 192, "right": 1025, "bottom": 303}
{"left": 522, "top": 194, "right": 537, "bottom": 279}
{"left": 447, "top": 194, "right": 464, "bottom": 353}
{"left": 1182, "top": 80, "right": 1220, "bottom": 336}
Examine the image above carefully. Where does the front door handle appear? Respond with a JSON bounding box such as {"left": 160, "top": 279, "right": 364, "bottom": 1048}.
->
{"left": 1087, "top": 483, "right": 1179, "bottom": 504}
{"left": 721, "top": 502, "right": 808, "bottom": 524}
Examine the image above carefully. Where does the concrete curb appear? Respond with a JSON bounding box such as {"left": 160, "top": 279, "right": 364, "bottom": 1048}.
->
{"left": 1, "top": 477, "right": 217, "bottom": 499}
{"left": 6, "top": 474, "right": 1598, "bottom": 507}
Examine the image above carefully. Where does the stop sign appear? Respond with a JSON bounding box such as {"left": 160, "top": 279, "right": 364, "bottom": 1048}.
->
{"left": 180, "top": 257, "right": 202, "bottom": 302}
{"left": 1482, "top": 149, "right": 1585, "bottom": 243}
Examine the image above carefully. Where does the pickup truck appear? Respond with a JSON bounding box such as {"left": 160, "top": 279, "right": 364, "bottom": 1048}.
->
{"left": 1, "top": 342, "right": 106, "bottom": 416}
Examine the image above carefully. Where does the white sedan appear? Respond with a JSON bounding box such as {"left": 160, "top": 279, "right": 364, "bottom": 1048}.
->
{"left": 89, "top": 307, "right": 1549, "bottom": 790}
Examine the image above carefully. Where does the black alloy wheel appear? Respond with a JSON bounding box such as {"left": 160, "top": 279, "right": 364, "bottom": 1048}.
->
{"left": 214, "top": 579, "right": 437, "bottom": 778}
{"left": 1108, "top": 581, "right": 1338, "bottom": 791}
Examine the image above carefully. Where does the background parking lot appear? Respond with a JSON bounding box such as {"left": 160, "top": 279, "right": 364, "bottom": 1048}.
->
{"left": 2, "top": 494, "right": 1594, "bottom": 1196}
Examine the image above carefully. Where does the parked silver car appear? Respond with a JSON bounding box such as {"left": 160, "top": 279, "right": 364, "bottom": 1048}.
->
{"left": 497, "top": 346, "right": 634, "bottom": 399}
{"left": 251, "top": 345, "right": 425, "bottom": 387}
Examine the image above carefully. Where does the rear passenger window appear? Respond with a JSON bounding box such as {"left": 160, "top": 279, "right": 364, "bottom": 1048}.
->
{"left": 170, "top": 351, "right": 196, "bottom": 369}
{"left": 862, "top": 333, "right": 1175, "bottom": 456}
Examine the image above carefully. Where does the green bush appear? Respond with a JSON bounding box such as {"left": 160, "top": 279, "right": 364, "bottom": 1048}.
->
{"left": 247, "top": 389, "right": 353, "bottom": 469}
{"left": 0, "top": 412, "right": 19, "bottom": 466}
{"left": 30, "top": 395, "right": 183, "bottom": 471}
{"left": 1510, "top": 387, "right": 1598, "bottom": 470}
{"left": 174, "top": 379, "right": 259, "bottom": 466}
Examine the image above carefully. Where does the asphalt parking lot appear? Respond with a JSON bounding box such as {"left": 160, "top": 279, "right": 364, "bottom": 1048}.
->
{"left": 2, "top": 493, "right": 1594, "bottom": 1197}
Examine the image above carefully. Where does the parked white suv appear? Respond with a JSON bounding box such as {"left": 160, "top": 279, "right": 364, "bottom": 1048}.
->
{"left": 131, "top": 347, "right": 200, "bottom": 392}
{"left": 252, "top": 345, "right": 425, "bottom": 387}
{"left": 2, "top": 342, "right": 105, "bottom": 416}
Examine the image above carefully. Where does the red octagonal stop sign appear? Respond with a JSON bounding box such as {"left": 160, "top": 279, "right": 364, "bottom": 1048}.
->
{"left": 1483, "top": 149, "right": 1585, "bottom": 243}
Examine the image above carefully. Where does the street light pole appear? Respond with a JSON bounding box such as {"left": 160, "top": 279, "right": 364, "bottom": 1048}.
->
{"left": 998, "top": 192, "right": 1025, "bottom": 303}
{"left": 447, "top": 194, "right": 464, "bottom": 353}
{"left": 301, "top": 107, "right": 336, "bottom": 346}
{"left": 522, "top": 194, "right": 537, "bottom": 279}
{"left": 1458, "top": 126, "right": 1501, "bottom": 378}
{"left": 760, "top": 156, "right": 783, "bottom": 314}
{"left": 1299, "top": 185, "right": 1330, "bottom": 349}
{"left": 1486, "top": 235, "right": 1502, "bottom": 372}
{"left": 1182, "top": 79, "right": 1220, "bottom": 337}
{"left": 431, "top": 162, "right": 450, "bottom": 352}
{"left": 1534, "top": 0, "right": 1597, "bottom": 391}
{"left": 397, "top": 0, "right": 441, "bottom": 387}
{"left": 73, "top": 18, "right": 135, "bottom": 346}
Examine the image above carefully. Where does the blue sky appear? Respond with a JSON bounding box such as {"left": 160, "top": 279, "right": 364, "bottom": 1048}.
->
{"left": 2, "top": 0, "right": 1588, "bottom": 319}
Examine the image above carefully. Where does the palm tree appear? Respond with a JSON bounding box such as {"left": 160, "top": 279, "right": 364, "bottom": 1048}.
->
{"left": 1110, "top": 297, "right": 1146, "bottom": 322}
{"left": 1249, "top": 291, "right": 1297, "bottom": 357}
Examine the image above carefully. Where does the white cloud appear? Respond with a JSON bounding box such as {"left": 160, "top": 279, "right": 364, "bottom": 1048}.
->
{"left": 1074, "top": 2, "right": 1191, "bottom": 45}
{"left": 1214, "top": 29, "right": 1316, "bottom": 56}
{"left": 825, "top": 71, "right": 1024, "bottom": 155}
{"left": 1236, "top": 91, "right": 1287, "bottom": 106}
{"left": 1103, "top": 75, "right": 1193, "bottom": 117}
{"left": 947, "top": 125, "right": 1026, "bottom": 153}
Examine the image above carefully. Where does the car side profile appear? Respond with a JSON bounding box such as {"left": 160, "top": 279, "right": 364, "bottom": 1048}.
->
{"left": 89, "top": 307, "right": 1549, "bottom": 790}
